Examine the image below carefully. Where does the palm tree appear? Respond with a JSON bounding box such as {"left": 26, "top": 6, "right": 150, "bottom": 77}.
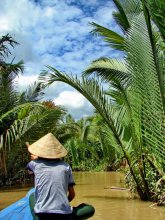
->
{"left": 40, "top": 0, "right": 165, "bottom": 201}
{"left": 5, "top": 99, "right": 65, "bottom": 181}
{"left": 0, "top": 34, "right": 24, "bottom": 177}
{"left": 142, "top": 0, "right": 165, "bottom": 41}
{"left": 0, "top": 35, "right": 65, "bottom": 180}
{"left": 57, "top": 114, "right": 99, "bottom": 170}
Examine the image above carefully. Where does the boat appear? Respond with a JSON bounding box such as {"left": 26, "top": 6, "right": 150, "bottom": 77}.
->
{"left": 0, "top": 188, "right": 95, "bottom": 220}
{"left": 0, "top": 188, "right": 35, "bottom": 220}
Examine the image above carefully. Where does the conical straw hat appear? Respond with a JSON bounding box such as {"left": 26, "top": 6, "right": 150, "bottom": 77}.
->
{"left": 28, "top": 133, "right": 68, "bottom": 159}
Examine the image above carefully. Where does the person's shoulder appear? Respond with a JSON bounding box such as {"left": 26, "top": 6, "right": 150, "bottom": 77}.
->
{"left": 61, "top": 160, "right": 70, "bottom": 166}
{"left": 27, "top": 159, "right": 36, "bottom": 171}
{"left": 58, "top": 160, "right": 71, "bottom": 168}
{"left": 31, "top": 158, "right": 40, "bottom": 163}
{"left": 28, "top": 158, "right": 40, "bottom": 167}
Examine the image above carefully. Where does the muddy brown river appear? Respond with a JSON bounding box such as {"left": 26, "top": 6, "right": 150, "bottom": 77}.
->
{"left": 0, "top": 172, "right": 164, "bottom": 219}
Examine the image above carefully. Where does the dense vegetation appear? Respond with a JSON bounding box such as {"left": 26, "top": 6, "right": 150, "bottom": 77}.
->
{"left": 40, "top": 0, "right": 165, "bottom": 203}
{"left": 0, "top": 35, "right": 65, "bottom": 185}
{"left": 0, "top": 0, "right": 164, "bottom": 205}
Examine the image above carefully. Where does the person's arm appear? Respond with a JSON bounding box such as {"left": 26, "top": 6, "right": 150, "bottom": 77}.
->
{"left": 27, "top": 160, "right": 36, "bottom": 175}
{"left": 68, "top": 186, "right": 75, "bottom": 202}
{"left": 27, "top": 163, "right": 34, "bottom": 175}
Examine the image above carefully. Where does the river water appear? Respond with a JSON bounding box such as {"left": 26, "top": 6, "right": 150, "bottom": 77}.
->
{"left": 0, "top": 172, "right": 164, "bottom": 219}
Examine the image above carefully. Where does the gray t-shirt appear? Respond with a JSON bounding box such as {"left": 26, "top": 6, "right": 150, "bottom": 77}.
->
{"left": 27, "top": 159, "right": 75, "bottom": 214}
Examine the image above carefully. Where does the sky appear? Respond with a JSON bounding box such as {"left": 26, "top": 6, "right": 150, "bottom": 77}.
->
{"left": 0, "top": 0, "right": 121, "bottom": 119}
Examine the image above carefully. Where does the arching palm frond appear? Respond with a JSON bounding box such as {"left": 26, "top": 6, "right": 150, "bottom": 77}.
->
{"left": 90, "top": 0, "right": 142, "bottom": 51}
{"left": 19, "top": 81, "right": 45, "bottom": 103}
{"left": 40, "top": 67, "right": 125, "bottom": 150}
{"left": 40, "top": 68, "right": 143, "bottom": 183}
{"left": 90, "top": 22, "right": 125, "bottom": 51}
{"left": 37, "top": 0, "right": 165, "bottom": 201}
{"left": 0, "top": 61, "right": 24, "bottom": 115}
{"left": 100, "top": 122, "right": 124, "bottom": 156}
{"left": 0, "top": 60, "right": 24, "bottom": 75}
{"left": 125, "top": 12, "right": 165, "bottom": 161}
{"left": 83, "top": 57, "right": 129, "bottom": 84}
{"left": 0, "top": 102, "right": 43, "bottom": 123}
{"left": 118, "top": 0, "right": 142, "bottom": 22}
{"left": 0, "top": 34, "right": 18, "bottom": 58}
{"left": 65, "top": 139, "right": 80, "bottom": 166}
{"left": 143, "top": 0, "right": 165, "bottom": 41}
{"left": 84, "top": 58, "right": 132, "bottom": 125}
{"left": 151, "top": 28, "right": 165, "bottom": 112}
{"left": 0, "top": 102, "right": 65, "bottom": 151}
{"left": 112, "top": 0, "right": 131, "bottom": 32}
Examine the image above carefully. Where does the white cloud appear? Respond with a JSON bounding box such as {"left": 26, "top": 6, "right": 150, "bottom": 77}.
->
{"left": 44, "top": 7, "right": 56, "bottom": 18}
{"left": 53, "top": 90, "right": 94, "bottom": 119}
{"left": 0, "top": 0, "right": 41, "bottom": 33}
{"left": 0, "top": 0, "right": 121, "bottom": 119}
{"left": 54, "top": 91, "right": 85, "bottom": 108}
{"left": 0, "top": 17, "right": 10, "bottom": 31}
{"left": 15, "top": 75, "right": 39, "bottom": 91}
{"left": 15, "top": 75, "right": 38, "bottom": 85}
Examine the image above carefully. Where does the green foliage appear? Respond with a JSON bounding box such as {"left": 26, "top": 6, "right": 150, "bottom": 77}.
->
{"left": 40, "top": 0, "right": 165, "bottom": 202}
{"left": 143, "top": 0, "right": 165, "bottom": 41}
{"left": 112, "top": 0, "right": 131, "bottom": 32}
{"left": 0, "top": 34, "right": 65, "bottom": 181}
{"left": 90, "top": 22, "right": 125, "bottom": 51}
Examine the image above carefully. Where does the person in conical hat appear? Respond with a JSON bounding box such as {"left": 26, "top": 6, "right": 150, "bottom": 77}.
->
{"left": 28, "top": 133, "right": 68, "bottom": 159}
{"left": 27, "top": 133, "right": 75, "bottom": 220}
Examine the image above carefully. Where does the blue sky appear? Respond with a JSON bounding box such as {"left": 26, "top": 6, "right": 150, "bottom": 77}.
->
{"left": 0, "top": 0, "right": 121, "bottom": 119}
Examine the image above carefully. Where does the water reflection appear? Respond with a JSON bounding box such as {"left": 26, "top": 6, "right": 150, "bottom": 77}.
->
{"left": 0, "top": 172, "right": 164, "bottom": 220}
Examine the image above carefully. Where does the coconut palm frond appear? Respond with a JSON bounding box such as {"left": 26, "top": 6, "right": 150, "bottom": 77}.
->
{"left": 152, "top": 29, "right": 165, "bottom": 111}
{"left": 0, "top": 34, "right": 19, "bottom": 58}
{"left": 55, "top": 122, "right": 79, "bottom": 140}
{"left": 107, "top": 79, "right": 131, "bottom": 108}
{"left": 112, "top": 0, "right": 131, "bottom": 32}
{"left": 19, "top": 81, "right": 45, "bottom": 103}
{"left": 125, "top": 12, "right": 165, "bottom": 161}
{"left": 84, "top": 58, "right": 132, "bottom": 125}
{"left": 0, "top": 103, "right": 64, "bottom": 150}
{"left": 83, "top": 57, "right": 130, "bottom": 84}
{"left": 76, "top": 118, "right": 92, "bottom": 143}
{"left": 120, "top": 0, "right": 142, "bottom": 21}
{"left": 90, "top": 22, "right": 125, "bottom": 51}
{"left": 80, "top": 123, "right": 90, "bottom": 143}
{"left": 0, "top": 62, "right": 24, "bottom": 116}
{"left": 100, "top": 123, "right": 123, "bottom": 156}
{"left": 0, "top": 102, "right": 44, "bottom": 122}
{"left": 143, "top": 0, "right": 165, "bottom": 41}
{"left": 19, "top": 106, "right": 64, "bottom": 144}
{"left": 0, "top": 60, "right": 24, "bottom": 75}
{"left": 41, "top": 67, "right": 112, "bottom": 127}
{"left": 40, "top": 68, "right": 125, "bottom": 149}
{"left": 65, "top": 139, "right": 79, "bottom": 166}
{"left": 0, "top": 102, "right": 44, "bottom": 138}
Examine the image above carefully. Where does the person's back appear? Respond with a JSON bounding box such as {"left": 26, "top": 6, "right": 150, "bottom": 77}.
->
{"left": 27, "top": 133, "right": 75, "bottom": 220}
{"left": 28, "top": 158, "right": 75, "bottom": 215}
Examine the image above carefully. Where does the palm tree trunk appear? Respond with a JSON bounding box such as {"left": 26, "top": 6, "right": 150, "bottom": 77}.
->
{"left": 123, "top": 151, "right": 147, "bottom": 200}
{"left": 138, "top": 158, "right": 151, "bottom": 200}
